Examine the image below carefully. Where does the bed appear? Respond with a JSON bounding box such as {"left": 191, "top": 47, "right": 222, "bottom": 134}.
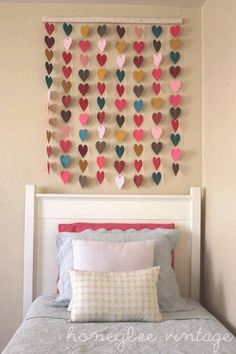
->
{"left": 3, "top": 185, "right": 236, "bottom": 353}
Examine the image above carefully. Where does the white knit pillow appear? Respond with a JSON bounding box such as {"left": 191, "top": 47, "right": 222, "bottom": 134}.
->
{"left": 69, "top": 267, "right": 162, "bottom": 322}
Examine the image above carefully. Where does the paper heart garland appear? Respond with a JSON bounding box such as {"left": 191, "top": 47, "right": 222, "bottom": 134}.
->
{"left": 133, "top": 129, "right": 144, "bottom": 142}
{"left": 61, "top": 170, "right": 70, "bottom": 184}
{"left": 153, "top": 157, "right": 161, "bottom": 170}
{"left": 134, "top": 144, "right": 143, "bottom": 157}
{"left": 152, "top": 172, "right": 161, "bottom": 186}
{"left": 78, "top": 144, "right": 88, "bottom": 157}
{"left": 116, "top": 55, "right": 125, "bottom": 69}
{"left": 134, "top": 159, "right": 143, "bottom": 173}
{"left": 98, "top": 38, "right": 106, "bottom": 52}
{"left": 97, "top": 156, "right": 105, "bottom": 169}
{"left": 114, "top": 160, "right": 125, "bottom": 174}
{"left": 171, "top": 148, "right": 181, "bottom": 161}
{"left": 134, "top": 175, "right": 143, "bottom": 188}
{"left": 98, "top": 126, "right": 105, "bottom": 140}
{"left": 63, "top": 37, "right": 72, "bottom": 51}
{"left": 60, "top": 139, "right": 71, "bottom": 153}
{"left": 81, "top": 25, "right": 90, "bottom": 37}
{"left": 170, "top": 24, "right": 180, "bottom": 37}
{"left": 45, "top": 22, "right": 54, "bottom": 35}
{"left": 79, "top": 113, "right": 88, "bottom": 126}
{"left": 63, "top": 23, "right": 73, "bottom": 36}
{"left": 96, "top": 141, "right": 106, "bottom": 154}
{"left": 97, "top": 171, "right": 105, "bottom": 184}
{"left": 115, "top": 175, "right": 125, "bottom": 189}
{"left": 80, "top": 54, "right": 89, "bottom": 66}
{"left": 79, "top": 40, "right": 91, "bottom": 52}
{"left": 60, "top": 155, "right": 71, "bottom": 168}
{"left": 79, "top": 159, "right": 88, "bottom": 173}
{"left": 79, "top": 175, "right": 87, "bottom": 188}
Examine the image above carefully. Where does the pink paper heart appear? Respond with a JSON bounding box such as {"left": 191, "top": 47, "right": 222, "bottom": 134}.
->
{"left": 152, "top": 68, "right": 162, "bottom": 81}
{"left": 134, "top": 26, "right": 143, "bottom": 38}
{"left": 170, "top": 25, "right": 180, "bottom": 37}
{"left": 115, "top": 175, "right": 125, "bottom": 189}
{"left": 79, "top": 40, "right": 90, "bottom": 52}
{"left": 47, "top": 145, "right": 52, "bottom": 158}
{"left": 60, "top": 170, "right": 70, "bottom": 184}
{"left": 152, "top": 82, "right": 161, "bottom": 95}
{"left": 64, "top": 37, "right": 72, "bottom": 51}
{"left": 80, "top": 54, "right": 89, "bottom": 66}
{"left": 97, "top": 156, "right": 105, "bottom": 169}
{"left": 133, "top": 129, "right": 144, "bottom": 142}
{"left": 115, "top": 99, "right": 126, "bottom": 112}
{"left": 116, "top": 55, "right": 125, "bottom": 69}
{"left": 171, "top": 148, "right": 181, "bottom": 161}
{"left": 170, "top": 80, "right": 182, "bottom": 93}
{"left": 79, "top": 113, "right": 88, "bottom": 126}
{"left": 98, "top": 38, "right": 106, "bottom": 52}
{"left": 153, "top": 53, "right": 162, "bottom": 67}
{"left": 60, "top": 124, "right": 71, "bottom": 137}
{"left": 169, "top": 94, "right": 182, "bottom": 107}
{"left": 98, "top": 126, "right": 105, "bottom": 140}
{"left": 151, "top": 127, "right": 163, "bottom": 140}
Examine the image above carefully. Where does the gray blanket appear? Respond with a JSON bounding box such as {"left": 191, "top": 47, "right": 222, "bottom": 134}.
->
{"left": 3, "top": 295, "right": 236, "bottom": 354}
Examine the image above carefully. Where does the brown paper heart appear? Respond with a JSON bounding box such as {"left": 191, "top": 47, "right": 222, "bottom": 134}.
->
{"left": 97, "top": 24, "right": 107, "bottom": 37}
{"left": 134, "top": 144, "right": 143, "bottom": 157}
{"left": 170, "top": 107, "right": 181, "bottom": 119}
{"left": 153, "top": 40, "right": 161, "bottom": 52}
{"left": 133, "top": 85, "right": 144, "bottom": 98}
{"left": 115, "top": 130, "right": 126, "bottom": 143}
{"left": 45, "top": 49, "right": 53, "bottom": 62}
{"left": 81, "top": 25, "right": 90, "bottom": 37}
{"left": 78, "top": 69, "right": 89, "bottom": 82}
{"left": 79, "top": 175, "right": 87, "bottom": 188}
{"left": 116, "top": 115, "right": 125, "bottom": 128}
{"left": 79, "top": 159, "right": 88, "bottom": 172}
{"left": 61, "top": 110, "right": 71, "bottom": 123}
{"left": 46, "top": 130, "right": 52, "bottom": 143}
{"left": 95, "top": 141, "right": 106, "bottom": 154}
{"left": 172, "top": 163, "right": 179, "bottom": 176}
{"left": 151, "top": 142, "right": 162, "bottom": 155}
{"left": 133, "top": 70, "right": 144, "bottom": 83}
{"left": 151, "top": 97, "right": 163, "bottom": 110}
{"left": 62, "top": 80, "right": 72, "bottom": 93}
{"left": 45, "top": 62, "right": 53, "bottom": 75}
{"left": 116, "top": 41, "right": 127, "bottom": 53}
{"left": 97, "top": 68, "right": 106, "bottom": 80}
{"left": 170, "top": 38, "right": 182, "bottom": 50}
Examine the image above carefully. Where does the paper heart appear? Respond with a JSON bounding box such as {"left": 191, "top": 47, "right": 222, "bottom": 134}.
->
{"left": 61, "top": 170, "right": 70, "bottom": 184}
{"left": 152, "top": 172, "right": 161, "bottom": 186}
{"left": 152, "top": 25, "right": 162, "bottom": 38}
{"left": 60, "top": 155, "right": 71, "bottom": 168}
{"left": 62, "top": 51, "right": 72, "bottom": 64}
{"left": 62, "top": 80, "right": 72, "bottom": 93}
{"left": 60, "top": 124, "right": 71, "bottom": 137}
{"left": 151, "top": 97, "right": 163, "bottom": 110}
{"left": 97, "top": 24, "right": 107, "bottom": 37}
{"left": 114, "top": 160, "right": 125, "bottom": 174}
{"left": 116, "top": 55, "right": 125, "bottom": 69}
{"left": 133, "top": 70, "right": 144, "bottom": 83}
{"left": 97, "top": 171, "right": 105, "bottom": 184}
{"left": 151, "top": 127, "right": 163, "bottom": 140}
{"left": 115, "top": 175, "right": 125, "bottom": 189}
{"left": 135, "top": 26, "right": 143, "bottom": 38}
{"left": 78, "top": 69, "right": 89, "bottom": 82}
{"left": 170, "top": 38, "right": 182, "bottom": 51}
{"left": 79, "top": 113, "right": 88, "bottom": 126}
{"left": 97, "top": 68, "right": 106, "bottom": 80}
{"left": 80, "top": 54, "right": 89, "bottom": 66}
{"left": 152, "top": 82, "right": 161, "bottom": 95}
{"left": 97, "top": 156, "right": 105, "bottom": 169}
{"left": 172, "top": 163, "right": 179, "bottom": 176}
{"left": 116, "top": 41, "right": 127, "bottom": 53}
{"left": 79, "top": 159, "right": 88, "bottom": 173}
{"left": 97, "top": 53, "right": 107, "bottom": 66}
{"left": 45, "top": 62, "right": 53, "bottom": 75}
{"left": 78, "top": 83, "right": 89, "bottom": 96}
{"left": 46, "top": 145, "right": 52, "bottom": 158}
{"left": 134, "top": 100, "right": 144, "bottom": 113}
{"left": 170, "top": 107, "right": 181, "bottom": 119}
{"left": 134, "top": 144, "right": 143, "bottom": 157}
{"left": 78, "top": 144, "right": 88, "bottom": 157}
{"left": 81, "top": 25, "right": 90, "bottom": 37}
{"left": 62, "top": 66, "right": 72, "bottom": 79}
{"left": 152, "top": 112, "right": 162, "bottom": 125}
{"left": 98, "top": 38, "right": 107, "bottom": 52}
{"left": 133, "top": 114, "right": 143, "bottom": 127}
{"left": 79, "top": 175, "right": 87, "bottom": 188}
{"left": 133, "top": 41, "right": 144, "bottom": 54}
{"left": 63, "top": 23, "right": 73, "bottom": 36}
{"left": 45, "top": 22, "right": 54, "bottom": 35}
{"left": 153, "top": 53, "right": 162, "bottom": 67}
{"left": 151, "top": 142, "right": 162, "bottom": 155}
{"left": 97, "top": 111, "right": 105, "bottom": 124}
{"left": 61, "top": 110, "right": 71, "bottom": 123}
{"left": 152, "top": 68, "right": 162, "bottom": 81}
{"left": 64, "top": 37, "right": 72, "bottom": 51}
{"left": 115, "top": 130, "right": 126, "bottom": 143}
{"left": 97, "top": 97, "right": 105, "bottom": 110}
{"left": 116, "top": 69, "right": 125, "bottom": 82}
{"left": 134, "top": 159, "right": 143, "bottom": 173}
{"left": 170, "top": 133, "right": 181, "bottom": 146}
{"left": 60, "top": 139, "right": 72, "bottom": 153}
{"left": 62, "top": 95, "right": 71, "bottom": 108}
{"left": 134, "top": 174, "right": 143, "bottom": 188}
{"left": 115, "top": 99, "right": 126, "bottom": 112}
{"left": 79, "top": 98, "right": 88, "bottom": 111}
{"left": 96, "top": 141, "right": 106, "bottom": 154}
{"left": 133, "top": 85, "right": 144, "bottom": 98}
{"left": 170, "top": 80, "right": 182, "bottom": 93}
{"left": 170, "top": 51, "right": 180, "bottom": 64}
{"left": 153, "top": 157, "right": 161, "bottom": 170}
{"left": 46, "top": 130, "right": 52, "bottom": 143}
{"left": 79, "top": 40, "right": 91, "bottom": 52}
{"left": 45, "top": 76, "right": 52, "bottom": 89}
{"left": 169, "top": 66, "right": 181, "bottom": 78}
{"left": 171, "top": 148, "right": 181, "bottom": 161}
{"left": 79, "top": 129, "right": 88, "bottom": 141}
{"left": 98, "top": 125, "right": 105, "bottom": 140}
{"left": 97, "top": 82, "right": 106, "bottom": 95}
{"left": 169, "top": 95, "right": 182, "bottom": 107}
{"left": 170, "top": 24, "right": 181, "bottom": 37}
{"left": 171, "top": 119, "right": 180, "bottom": 132}
{"left": 153, "top": 40, "right": 161, "bottom": 53}
{"left": 115, "top": 145, "right": 124, "bottom": 158}
{"left": 133, "top": 129, "right": 143, "bottom": 142}
{"left": 116, "top": 84, "right": 124, "bottom": 97}
{"left": 117, "top": 25, "right": 125, "bottom": 38}
{"left": 44, "top": 36, "right": 55, "bottom": 49}
{"left": 116, "top": 115, "right": 125, "bottom": 128}
{"left": 45, "top": 49, "right": 53, "bottom": 62}
{"left": 133, "top": 56, "right": 144, "bottom": 68}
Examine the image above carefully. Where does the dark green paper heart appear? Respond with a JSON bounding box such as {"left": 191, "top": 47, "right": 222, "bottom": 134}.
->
{"left": 152, "top": 172, "right": 161, "bottom": 185}
{"left": 63, "top": 23, "right": 73, "bottom": 36}
{"left": 45, "top": 75, "right": 52, "bottom": 89}
{"left": 170, "top": 133, "right": 181, "bottom": 146}
{"left": 170, "top": 51, "right": 180, "bottom": 64}
{"left": 115, "top": 145, "right": 124, "bottom": 158}
{"left": 152, "top": 25, "right": 162, "bottom": 38}
{"left": 116, "top": 69, "right": 125, "bottom": 82}
{"left": 97, "top": 97, "right": 105, "bottom": 110}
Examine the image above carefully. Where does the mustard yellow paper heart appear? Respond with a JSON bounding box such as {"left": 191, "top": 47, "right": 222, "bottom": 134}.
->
{"left": 170, "top": 38, "right": 182, "bottom": 50}
{"left": 79, "top": 159, "right": 88, "bottom": 173}
{"left": 133, "top": 70, "right": 144, "bottom": 83}
{"left": 115, "top": 130, "right": 126, "bottom": 143}
{"left": 116, "top": 41, "right": 127, "bottom": 53}
{"left": 81, "top": 25, "right": 90, "bottom": 37}
{"left": 97, "top": 68, "right": 106, "bottom": 81}
{"left": 62, "top": 80, "right": 72, "bottom": 93}
{"left": 151, "top": 97, "right": 163, "bottom": 110}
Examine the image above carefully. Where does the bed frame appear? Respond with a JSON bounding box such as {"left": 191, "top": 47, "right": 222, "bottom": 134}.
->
{"left": 23, "top": 185, "right": 201, "bottom": 317}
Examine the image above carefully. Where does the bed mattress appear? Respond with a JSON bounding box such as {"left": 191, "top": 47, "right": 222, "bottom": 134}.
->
{"left": 3, "top": 295, "right": 236, "bottom": 354}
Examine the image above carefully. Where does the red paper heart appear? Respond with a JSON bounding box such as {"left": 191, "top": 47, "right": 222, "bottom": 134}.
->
{"left": 133, "top": 41, "right": 144, "bottom": 54}
{"left": 152, "top": 82, "right": 161, "bottom": 95}
{"left": 152, "top": 112, "right": 162, "bottom": 125}
{"left": 133, "top": 114, "right": 143, "bottom": 127}
{"left": 170, "top": 24, "right": 180, "bottom": 37}
{"left": 47, "top": 162, "right": 51, "bottom": 174}
{"left": 134, "top": 174, "right": 143, "bottom": 188}
{"left": 62, "top": 95, "right": 71, "bottom": 108}
{"left": 62, "top": 66, "right": 72, "bottom": 79}
{"left": 169, "top": 66, "right": 181, "bottom": 78}
{"left": 62, "top": 51, "right": 72, "bottom": 64}
{"left": 44, "top": 36, "right": 55, "bottom": 49}
{"left": 46, "top": 145, "right": 52, "bottom": 158}
{"left": 78, "top": 83, "right": 89, "bottom": 96}
{"left": 153, "top": 157, "right": 161, "bottom": 170}
{"left": 79, "top": 40, "right": 90, "bottom": 52}
{"left": 116, "top": 84, "right": 125, "bottom": 97}
{"left": 171, "top": 119, "right": 179, "bottom": 132}
{"left": 45, "top": 22, "right": 54, "bottom": 35}
{"left": 78, "top": 144, "right": 88, "bottom": 157}
{"left": 79, "top": 98, "right": 88, "bottom": 111}
{"left": 152, "top": 68, "right": 162, "bottom": 81}
{"left": 114, "top": 160, "right": 125, "bottom": 174}
{"left": 97, "top": 111, "right": 105, "bottom": 124}
{"left": 134, "top": 159, "right": 143, "bottom": 173}
{"left": 96, "top": 53, "right": 107, "bottom": 66}
{"left": 97, "top": 171, "right": 105, "bottom": 184}
{"left": 61, "top": 171, "right": 70, "bottom": 184}
{"left": 97, "top": 82, "right": 106, "bottom": 95}
{"left": 60, "top": 140, "right": 72, "bottom": 153}
{"left": 133, "top": 56, "right": 144, "bottom": 68}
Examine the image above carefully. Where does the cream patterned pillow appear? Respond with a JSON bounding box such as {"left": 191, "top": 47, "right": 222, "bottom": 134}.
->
{"left": 69, "top": 267, "right": 162, "bottom": 322}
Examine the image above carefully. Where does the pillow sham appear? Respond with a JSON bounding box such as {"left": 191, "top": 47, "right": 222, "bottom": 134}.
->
{"left": 73, "top": 239, "right": 155, "bottom": 272}
{"left": 70, "top": 267, "right": 162, "bottom": 322}
{"left": 55, "top": 228, "right": 186, "bottom": 312}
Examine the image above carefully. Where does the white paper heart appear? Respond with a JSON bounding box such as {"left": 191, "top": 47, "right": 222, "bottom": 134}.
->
{"left": 116, "top": 55, "right": 125, "bottom": 69}
{"left": 115, "top": 175, "right": 125, "bottom": 189}
{"left": 98, "top": 125, "right": 105, "bottom": 140}
{"left": 153, "top": 53, "right": 162, "bottom": 67}
{"left": 98, "top": 38, "right": 106, "bottom": 53}
{"left": 64, "top": 37, "right": 72, "bottom": 51}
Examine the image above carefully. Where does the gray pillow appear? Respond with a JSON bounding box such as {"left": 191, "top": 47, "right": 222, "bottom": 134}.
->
{"left": 55, "top": 228, "right": 187, "bottom": 312}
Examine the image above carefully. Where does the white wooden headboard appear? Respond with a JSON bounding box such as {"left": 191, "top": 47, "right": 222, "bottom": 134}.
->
{"left": 23, "top": 185, "right": 201, "bottom": 317}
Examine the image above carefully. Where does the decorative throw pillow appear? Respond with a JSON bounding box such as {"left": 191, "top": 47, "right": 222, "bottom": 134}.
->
{"left": 70, "top": 267, "right": 162, "bottom": 322}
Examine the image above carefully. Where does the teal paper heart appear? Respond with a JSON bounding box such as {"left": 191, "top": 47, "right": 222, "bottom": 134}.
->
{"left": 63, "top": 23, "right": 73, "bottom": 36}
{"left": 115, "top": 145, "right": 125, "bottom": 158}
{"left": 45, "top": 75, "right": 52, "bottom": 89}
{"left": 152, "top": 25, "right": 162, "bottom": 38}
{"left": 97, "top": 97, "right": 105, "bottom": 110}
{"left": 134, "top": 100, "right": 144, "bottom": 113}
{"left": 60, "top": 155, "right": 71, "bottom": 168}
{"left": 170, "top": 133, "right": 181, "bottom": 146}
{"left": 79, "top": 129, "right": 88, "bottom": 141}
{"left": 170, "top": 51, "right": 180, "bottom": 64}
{"left": 152, "top": 172, "right": 161, "bottom": 186}
{"left": 116, "top": 69, "right": 125, "bottom": 82}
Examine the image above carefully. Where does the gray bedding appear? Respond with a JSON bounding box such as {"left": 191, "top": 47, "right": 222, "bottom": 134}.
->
{"left": 3, "top": 295, "right": 236, "bottom": 354}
